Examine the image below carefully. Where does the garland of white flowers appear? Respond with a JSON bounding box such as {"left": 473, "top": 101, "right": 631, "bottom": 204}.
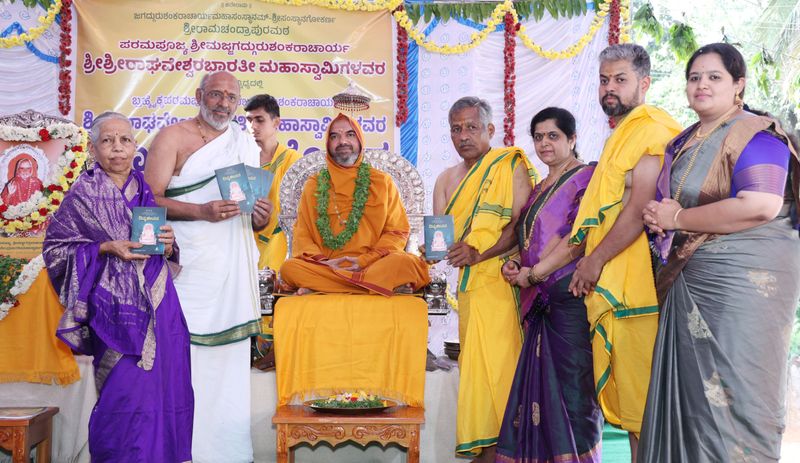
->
{"left": 0, "top": 123, "right": 88, "bottom": 233}
{"left": 0, "top": 255, "right": 45, "bottom": 321}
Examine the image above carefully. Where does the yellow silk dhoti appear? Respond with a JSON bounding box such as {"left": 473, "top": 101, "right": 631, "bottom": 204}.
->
{"left": 456, "top": 279, "right": 522, "bottom": 456}
{"left": 444, "top": 147, "right": 538, "bottom": 457}
{"left": 570, "top": 104, "right": 682, "bottom": 434}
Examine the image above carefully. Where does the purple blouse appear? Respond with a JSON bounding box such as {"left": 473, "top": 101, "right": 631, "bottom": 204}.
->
{"left": 731, "top": 132, "right": 790, "bottom": 197}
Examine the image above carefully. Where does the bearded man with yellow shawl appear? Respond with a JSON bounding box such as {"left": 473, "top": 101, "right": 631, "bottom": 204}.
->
{"left": 432, "top": 97, "right": 538, "bottom": 462}
{"left": 567, "top": 44, "right": 682, "bottom": 462}
{"left": 280, "top": 113, "right": 430, "bottom": 295}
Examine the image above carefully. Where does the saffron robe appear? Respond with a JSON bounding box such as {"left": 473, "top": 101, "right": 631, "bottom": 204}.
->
{"left": 569, "top": 104, "right": 682, "bottom": 434}
{"left": 280, "top": 113, "right": 429, "bottom": 295}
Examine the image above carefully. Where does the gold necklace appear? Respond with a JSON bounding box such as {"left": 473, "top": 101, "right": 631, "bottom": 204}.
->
{"left": 672, "top": 109, "right": 737, "bottom": 202}
{"left": 522, "top": 161, "right": 580, "bottom": 249}
{"left": 691, "top": 106, "right": 740, "bottom": 140}
{"left": 196, "top": 118, "right": 208, "bottom": 144}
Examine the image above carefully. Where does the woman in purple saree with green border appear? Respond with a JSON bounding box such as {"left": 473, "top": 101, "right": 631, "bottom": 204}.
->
{"left": 44, "top": 114, "right": 193, "bottom": 462}
{"left": 496, "top": 108, "right": 603, "bottom": 463}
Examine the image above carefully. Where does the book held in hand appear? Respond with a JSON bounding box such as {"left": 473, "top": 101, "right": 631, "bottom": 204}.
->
{"left": 130, "top": 207, "right": 166, "bottom": 255}
{"left": 424, "top": 215, "right": 454, "bottom": 261}
{"left": 245, "top": 166, "right": 275, "bottom": 203}
{"left": 215, "top": 163, "right": 255, "bottom": 213}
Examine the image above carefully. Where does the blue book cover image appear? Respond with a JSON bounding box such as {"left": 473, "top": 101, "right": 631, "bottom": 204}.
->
{"left": 215, "top": 163, "right": 255, "bottom": 213}
{"left": 130, "top": 207, "right": 166, "bottom": 255}
{"left": 245, "top": 166, "right": 275, "bottom": 202}
{"left": 424, "top": 215, "right": 454, "bottom": 261}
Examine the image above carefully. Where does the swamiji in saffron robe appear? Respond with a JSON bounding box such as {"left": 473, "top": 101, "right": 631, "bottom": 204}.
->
{"left": 280, "top": 113, "right": 430, "bottom": 295}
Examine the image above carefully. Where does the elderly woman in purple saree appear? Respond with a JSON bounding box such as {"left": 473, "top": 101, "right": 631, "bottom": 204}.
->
{"left": 496, "top": 108, "right": 603, "bottom": 463}
{"left": 44, "top": 112, "right": 193, "bottom": 462}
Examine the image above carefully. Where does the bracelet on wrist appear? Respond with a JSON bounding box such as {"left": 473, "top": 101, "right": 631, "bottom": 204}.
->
{"left": 673, "top": 207, "right": 684, "bottom": 230}
{"left": 527, "top": 265, "right": 545, "bottom": 286}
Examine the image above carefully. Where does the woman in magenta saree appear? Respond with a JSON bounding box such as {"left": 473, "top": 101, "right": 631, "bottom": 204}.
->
{"left": 44, "top": 112, "right": 193, "bottom": 462}
{"left": 496, "top": 108, "right": 602, "bottom": 463}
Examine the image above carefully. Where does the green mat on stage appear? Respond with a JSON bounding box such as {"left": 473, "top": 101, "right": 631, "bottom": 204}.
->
{"left": 602, "top": 422, "right": 631, "bottom": 462}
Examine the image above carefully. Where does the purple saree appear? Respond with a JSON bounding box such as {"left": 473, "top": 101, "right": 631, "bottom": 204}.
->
{"left": 44, "top": 167, "right": 193, "bottom": 463}
{"left": 496, "top": 165, "right": 603, "bottom": 463}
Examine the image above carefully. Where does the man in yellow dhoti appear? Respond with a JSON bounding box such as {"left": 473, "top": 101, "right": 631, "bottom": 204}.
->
{"left": 567, "top": 44, "right": 682, "bottom": 462}
{"left": 245, "top": 94, "right": 303, "bottom": 270}
{"left": 433, "top": 96, "right": 538, "bottom": 462}
{"left": 280, "top": 113, "right": 430, "bottom": 295}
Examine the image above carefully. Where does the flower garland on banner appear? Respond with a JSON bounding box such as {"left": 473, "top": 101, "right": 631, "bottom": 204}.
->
{"left": 0, "top": 124, "right": 88, "bottom": 234}
{"left": 0, "top": 0, "right": 63, "bottom": 49}
{"left": 58, "top": 0, "right": 73, "bottom": 116}
{"left": 315, "top": 162, "right": 372, "bottom": 250}
{"left": 257, "top": 0, "right": 402, "bottom": 12}
{"left": 395, "top": 5, "right": 409, "bottom": 127}
{"left": 256, "top": 0, "right": 631, "bottom": 61}
{"left": 393, "top": 1, "right": 509, "bottom": 54}
{"left": 0, "top": 255, "right": 45, "bottom": 321}
{"left": 503, "top": 12, "right": 516, "bottom": 146}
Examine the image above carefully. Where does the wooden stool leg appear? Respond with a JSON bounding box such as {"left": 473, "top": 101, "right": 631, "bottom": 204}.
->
{"left": 407, "top": 425, "right": 420, "bottom": 463}
{"left": 276, "top": 424, "right": 289, "bottom": 463}
{"left": 36, "top": 419, "right": 53, "bottom": 463}
{"left": 12, "top": 430, "right": 30, "bottom": 463}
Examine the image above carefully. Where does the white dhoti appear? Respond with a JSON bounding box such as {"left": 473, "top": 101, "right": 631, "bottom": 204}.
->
{"left": 165, "top": 123, "right": 261, "bottom": 462}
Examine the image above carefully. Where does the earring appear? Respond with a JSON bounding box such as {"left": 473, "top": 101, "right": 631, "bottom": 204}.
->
{"left": 734, "top": 94, "right": 743, "bottom": 109}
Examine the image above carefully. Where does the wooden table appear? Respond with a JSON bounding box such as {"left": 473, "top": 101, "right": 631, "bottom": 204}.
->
{"left": 0, "top": 407, "right": 59, "bottom": 463}
{"left": 272, "top": 405, "right": 424, "bottom": 463}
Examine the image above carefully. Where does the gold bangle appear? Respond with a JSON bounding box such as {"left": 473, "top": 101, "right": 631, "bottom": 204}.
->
{"left": 527, "top": 265, "right": 545, "bottom": 285}
{"left": 673, "top": 207, "right": 684, "bottom": 229}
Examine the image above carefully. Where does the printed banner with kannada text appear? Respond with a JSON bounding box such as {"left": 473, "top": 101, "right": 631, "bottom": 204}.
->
{"left": 75, "top": 0, "right": 394, "bottom": 166}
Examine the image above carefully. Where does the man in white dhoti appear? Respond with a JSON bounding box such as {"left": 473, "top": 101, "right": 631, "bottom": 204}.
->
{"left": 145, "top": 71, "right": 273, "bottom": 463}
